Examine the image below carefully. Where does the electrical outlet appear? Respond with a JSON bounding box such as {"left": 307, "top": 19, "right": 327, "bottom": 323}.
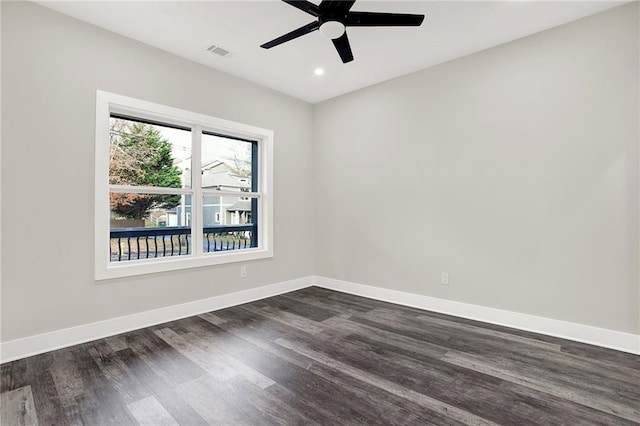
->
{"left": 440, "top": 272, "right": 449, "bottom": 286}
{"left": 240, "top": 266, "right": 247, "bottom": 278}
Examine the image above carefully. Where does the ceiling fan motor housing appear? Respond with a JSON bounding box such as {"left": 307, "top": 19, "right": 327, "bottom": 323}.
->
{"left": 319, "top": 20, "right": 346, "bottom": 39}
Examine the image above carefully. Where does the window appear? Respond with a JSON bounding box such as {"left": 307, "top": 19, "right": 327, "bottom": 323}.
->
{"left": 95, "top": 91, "right": 273, "bottom": 280}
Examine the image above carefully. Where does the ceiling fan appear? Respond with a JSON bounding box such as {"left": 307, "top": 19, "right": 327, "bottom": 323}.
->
{"left": 260, "top": 0, "right": 425, "bottom": 64}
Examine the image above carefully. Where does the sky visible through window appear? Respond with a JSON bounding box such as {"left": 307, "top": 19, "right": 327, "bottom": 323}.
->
{"left": 157, "top": 127, "right": 251, "bottom": 172}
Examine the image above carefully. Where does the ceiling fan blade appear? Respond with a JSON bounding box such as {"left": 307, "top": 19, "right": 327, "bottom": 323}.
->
{"left": 332, "top": 32, "right": 354, "bottom": 63}
{"left": 261, "top": 21, "right": 319, "bottom": 49}
{"left": 345, "top": 12, "right": 425, "bottom": 27}
{"left": 283, "top": 0, "right": 320, "bottom": 17}
{"left": 319, "top": 0, "right": 356, "bottom": 14}
{"left": 343, "top": 1, "right": 357, "bottom": 12}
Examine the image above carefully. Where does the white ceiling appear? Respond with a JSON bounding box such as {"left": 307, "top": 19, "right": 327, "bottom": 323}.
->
{"left": 38, "top": 0, "right": 624, "bottom": 103}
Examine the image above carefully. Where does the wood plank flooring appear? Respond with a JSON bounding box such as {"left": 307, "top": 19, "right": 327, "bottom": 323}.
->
{"left": 2, "top": 286, "right": 639, "bottom": 425}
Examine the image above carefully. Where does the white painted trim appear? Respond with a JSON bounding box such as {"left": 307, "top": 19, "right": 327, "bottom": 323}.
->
{"left": 192, "top": 124, "right": 204, "bottom": 258}
{"left": 108, "top": 185, "right": 193, "bottom": 195}
{"left": 0, "top": 277, "right": 312, "bottom": 364}
{"left": 312, "top": 276, "right": 640, "bottom": 355}
{"left": 201, "top": 190, "right": 261, "bottom": 198}
{"left": 2, "top": 275, "right": 637, "bottom": 363}
{"left": 95, "top": 90, "right": 274, "bottom": 280}
{"left": 95, "top": 90, "right": 111, "bottom": 278}
{"left": 98, "top": 247, "right": 273, "bottom": 280}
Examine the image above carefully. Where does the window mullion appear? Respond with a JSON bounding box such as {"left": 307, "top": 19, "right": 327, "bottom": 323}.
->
{"left": 192, "top": 124, "right": 203, "bottom": 256}
{"left": 108, "top": 185, "right": 192, "bottom": 195}
{"left": 201, "top": 190, "right": 261, "bottom": 198}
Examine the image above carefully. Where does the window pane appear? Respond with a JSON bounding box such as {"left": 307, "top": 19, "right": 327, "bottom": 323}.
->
{"left": 202, "top": 195, "right": 257, "bottom": 253}
{"left": 201, "top": 133, "right": 255, "bottom": 192}
{"left": 109, "top": 116, "right": 191, "bottom": 188}
{"left": 110, "top": 192, "right": 191, "bottom": 262}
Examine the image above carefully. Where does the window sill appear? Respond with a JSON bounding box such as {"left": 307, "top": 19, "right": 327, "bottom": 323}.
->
{"left": 95, "top": 248, "right": 273, "bottom": 281}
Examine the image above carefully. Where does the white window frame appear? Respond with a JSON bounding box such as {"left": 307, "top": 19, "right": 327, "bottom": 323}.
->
{"left": 95, "top": 90, "right": 273, "bottom": 280}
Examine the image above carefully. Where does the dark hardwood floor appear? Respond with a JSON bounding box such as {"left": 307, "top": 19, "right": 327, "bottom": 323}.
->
{"left": 2, "top": 286, "right": 639, "bottom": 425}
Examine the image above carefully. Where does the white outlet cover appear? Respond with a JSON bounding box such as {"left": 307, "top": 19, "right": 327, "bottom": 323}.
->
{"left": 440, "top": 272, "right": 449, "bottom": 285}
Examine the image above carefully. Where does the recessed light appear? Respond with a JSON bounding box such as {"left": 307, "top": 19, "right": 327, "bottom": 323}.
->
{"left": 314, "top": 68, "right": 325, "bottom": 76}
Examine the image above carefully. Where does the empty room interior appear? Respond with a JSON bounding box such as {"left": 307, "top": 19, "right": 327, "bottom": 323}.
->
{"left": 1, "top": 0, "right": 640, "bottom": 424}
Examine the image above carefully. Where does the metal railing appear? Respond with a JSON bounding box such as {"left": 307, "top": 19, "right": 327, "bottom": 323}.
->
{"left": 110, "top": 224, "right": 256, "bottom": 261}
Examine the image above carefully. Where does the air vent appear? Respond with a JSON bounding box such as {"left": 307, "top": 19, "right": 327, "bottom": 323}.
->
{"left": 206, "top": 44, "right": 234, "bottom": 58}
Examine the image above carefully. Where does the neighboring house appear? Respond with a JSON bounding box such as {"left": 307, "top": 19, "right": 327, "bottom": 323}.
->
{"left": 226, "top": 199, "right": 252, "bottom": 224}
{"left": 168, "top": 160, "right": 252, "bottom": 227}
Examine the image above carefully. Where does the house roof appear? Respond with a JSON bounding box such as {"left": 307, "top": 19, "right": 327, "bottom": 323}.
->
{"left": 227, "top": 200, "right": 251, "bottom": 212}
{"left": 202, "top": 160, "right": 229, "bottom": 172}
{"left": 201, "top": 171, "right": 251, "bottom": 190}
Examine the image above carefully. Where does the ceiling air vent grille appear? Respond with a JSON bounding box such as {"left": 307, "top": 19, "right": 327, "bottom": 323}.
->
{"left": 206, "top": 44, "right": 233, "bottom": 58}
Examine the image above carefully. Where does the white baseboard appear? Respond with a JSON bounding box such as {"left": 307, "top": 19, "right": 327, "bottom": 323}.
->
{"left": 0, "top": 277, "right": 313, "bottom": 363}
{"left": 3, "top": 275, "right": 638, "bottom": 363}
{"left": 313, "top": 276, "right": 640, "bottom": 355}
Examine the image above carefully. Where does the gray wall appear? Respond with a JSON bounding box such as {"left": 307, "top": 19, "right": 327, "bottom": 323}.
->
{"left": 313, "top": 3, "right": 639, "bottom": 333}
{"left": 1, "top": 1, "right": 314, "bottom": 341}
{"left": 2, "top": 1, "right": 639, "bottom": 343}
